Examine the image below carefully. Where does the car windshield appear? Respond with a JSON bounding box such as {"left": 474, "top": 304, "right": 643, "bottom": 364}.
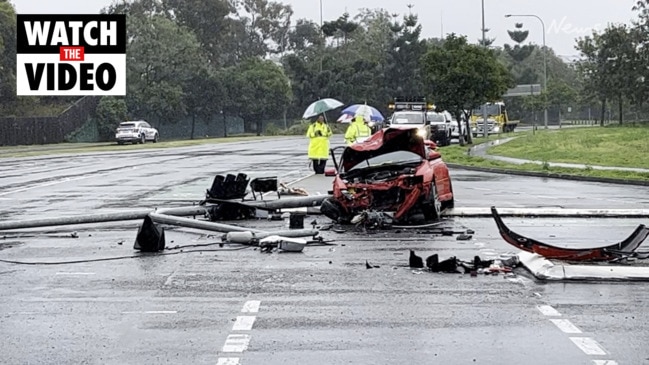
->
{"left": 119, "top": 123, "right": 136, "bottom": 128}
{"left": 472, "top": 104, "right": 501, "bottom": 115}
{"left": 427, "top": 113, "right": 446, "bottom": 123}
{"left": 391, "top": 112, "right": 424, "bottom": 125}
{"left": 347, "top": 150, "right": 422, "bottom": 171}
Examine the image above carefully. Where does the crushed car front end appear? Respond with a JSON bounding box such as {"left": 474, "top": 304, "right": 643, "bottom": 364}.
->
{"left": 322, "top": 128, "right": 453, "bottom": 224}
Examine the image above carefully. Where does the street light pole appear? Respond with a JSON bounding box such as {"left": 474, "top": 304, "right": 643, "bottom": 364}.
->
{"left": 481, "top": 0, "right": 488, "bottom": 138}
{"left": 319, "top": 0, "right": 323, "bottom": 73}
{"left": 505, "top": 14, "right": 548, "bottom": 129}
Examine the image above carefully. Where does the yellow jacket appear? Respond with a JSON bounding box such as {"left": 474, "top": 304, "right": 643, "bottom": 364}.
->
{"left": 344, "top": 116, "right": 372, "bottom": 145}
{"left": 306, "top": 121, "right": 333, "bottom": 159}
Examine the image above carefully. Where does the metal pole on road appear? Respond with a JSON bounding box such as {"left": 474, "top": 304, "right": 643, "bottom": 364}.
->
{"left": 481, "top": 0, "right": 488, "bottom": 138}
{"left": 0, "top": 206, "right": 208, "bottom": 231}
{"left": 506, "top": 14, "right": 548, "bottom": 129}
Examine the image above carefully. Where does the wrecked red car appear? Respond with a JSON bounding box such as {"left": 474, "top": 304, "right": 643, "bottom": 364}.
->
{"left": 321, "top": 127, "right": 454, "bottom": 223}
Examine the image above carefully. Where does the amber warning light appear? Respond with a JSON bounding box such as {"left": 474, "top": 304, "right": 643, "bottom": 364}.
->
{"left": 16, "top": 14, "right": 126, "bottom": 96}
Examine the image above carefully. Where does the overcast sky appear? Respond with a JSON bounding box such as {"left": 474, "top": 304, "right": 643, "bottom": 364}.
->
{"left": 11, "top": 0, "right": 639, "bottom": 59}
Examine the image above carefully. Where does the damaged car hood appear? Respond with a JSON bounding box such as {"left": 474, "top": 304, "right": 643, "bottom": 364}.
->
{"left": 340, "top": 128, "right": 427, "bottom": 172}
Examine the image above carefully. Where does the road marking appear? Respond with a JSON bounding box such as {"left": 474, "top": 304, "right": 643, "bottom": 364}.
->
{"left": 242, "top": 300, "right": 260, "bottom": 313}
{"left": 0, "top": 175, "right": 98, "bottom": 197}
{"left": 537, "top": 305, "right": 561, "bottom": 316}
{"left": 593, "top": 361, "right": 618, "bottom": 365}
{"left": 222, "top": 334, "right": 251, "bottom": 352}
{"left": 550, "top": 319, "right": 582, "bottom": 334}
{"left": 570, "top": 337, "right": 608, "bottom": 356}
{"left": 121, "top": 311, "right": 177, "bottom": 314}
{"left": 216, "top": 358, "right": 240, "bottom": 365}
{"left": 232, "top": 316, "right": 256, "bottom": 331}
{"left": 55, "top": 272, "right": 95, "bottom": 275}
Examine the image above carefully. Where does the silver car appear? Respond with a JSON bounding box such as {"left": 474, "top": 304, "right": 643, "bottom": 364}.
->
{"left": 115, "top": 120, "right": 159, "bottom": 144}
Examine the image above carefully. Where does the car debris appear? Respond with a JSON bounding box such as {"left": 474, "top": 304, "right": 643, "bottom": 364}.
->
{"left": 491, "top": 206, "right": 649, "bottom": 261}
{"left": 279, "top": 182, "right": 309, "bottom": 196}
{"left": 408, "top": 249, "right": 519, "bottom": 275}
{"left": 321, "top": 127, "right": 454, "bottom": 225}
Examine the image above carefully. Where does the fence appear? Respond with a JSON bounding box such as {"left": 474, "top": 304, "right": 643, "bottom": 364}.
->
{"left": 0, "top": 96, "right": 100, "bottom": 146}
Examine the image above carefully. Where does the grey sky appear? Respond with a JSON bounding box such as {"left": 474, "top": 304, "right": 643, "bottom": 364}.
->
{"left": 11, "top": 0, "right": 638, "bottom": 59}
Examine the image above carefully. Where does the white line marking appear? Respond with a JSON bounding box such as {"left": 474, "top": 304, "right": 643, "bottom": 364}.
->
{"left": 121, "top": 311, "right": 177, "bottom": 314}
{"left": 222, "top": 334, "right": 250, "bottom": 353}
{"left": 242, "top": 300, "right": 260, "bottom": 313}
{"left": 550, "top": 319, "right": 582, "bottom": 334}
{"left": 232, "top": 316, "right": 256, "bottom": 331}
{"left": 593, "top": 361, "right": 618, "bottom": 365}
{"left": 0, "top": 175, "right": 98, "bottom": 197}
{"left": 55, "top": 272, "right": 95, "bottom": 275}
{"left": 537, "top": 305, "right": 561, "bottom": 316}
{"left": 216, "top": 358, "right": 240, "bottom": 365}
{"left": 570, "top": 337, "right": 607, "bottom": 356}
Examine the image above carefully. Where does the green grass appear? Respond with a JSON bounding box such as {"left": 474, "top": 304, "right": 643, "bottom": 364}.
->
{"left": 0, "top": 135, "right": 286, "bottom": 158}
{"left": 440, "top": 128, "right": 649, "bottom": 182}
{"left": 488, "top": 125, "right": 649, "bottom": 168}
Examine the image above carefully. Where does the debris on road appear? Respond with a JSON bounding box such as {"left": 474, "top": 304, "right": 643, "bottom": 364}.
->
{"left": 408, "top": 249, "right": 520, "bottom": 276}
{"left": 492, "top": 206, "right": 649, "bottom": 261}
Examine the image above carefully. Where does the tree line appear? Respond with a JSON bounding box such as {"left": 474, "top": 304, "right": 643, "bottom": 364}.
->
{"left": 0, "top": 0, "right": 647, "bottom": 141}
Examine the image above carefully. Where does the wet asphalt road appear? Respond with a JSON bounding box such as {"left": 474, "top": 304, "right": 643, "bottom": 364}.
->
{"left": 1, "top": 137, "right": 648, "bottom": 365}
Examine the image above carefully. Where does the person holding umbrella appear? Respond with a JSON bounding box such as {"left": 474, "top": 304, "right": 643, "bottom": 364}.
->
{"left": 306, "top": 114, "right": 333, "bottom": 174}
{"left": 344, "top": 114, "right": 372, "bottom": 146}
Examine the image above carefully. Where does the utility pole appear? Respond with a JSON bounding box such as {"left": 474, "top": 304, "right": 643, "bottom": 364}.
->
{"left": 319, "top": 0, "right": 323, "bottom": 73}
{"left": 481, "top": 0, "right": 488, "bottom": 138}
{"left": 505, "top": 14, "right": 548, "bottom": 129}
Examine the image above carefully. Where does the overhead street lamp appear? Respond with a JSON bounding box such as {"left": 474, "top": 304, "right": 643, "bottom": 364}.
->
{"left": 505, "top": 14, "right": 548, "bottom": 129}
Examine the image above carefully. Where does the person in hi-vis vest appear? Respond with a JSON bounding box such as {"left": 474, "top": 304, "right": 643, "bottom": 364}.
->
{"left": 306, "top": 114, "right": 333, "bottom": 174}
{"left": 344, "top": 115, "right": 372, "bottom": 146}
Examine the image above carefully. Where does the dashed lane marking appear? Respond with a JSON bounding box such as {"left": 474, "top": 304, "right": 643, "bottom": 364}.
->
{"left": 232, "top": 316, "right": 256, "bottom": 331}
{"left": 550, "top": 319, "right": 582, "bottom": 334}
{"left": 570, "top": 337, "right": 608, "bottom": 356}
{"left": 221, "top": 334, "right": 251, "bottom": 353}
{"left": 537, "top": 305, "right": 561, "bottom": 316}
{"left": 216, "top": 358, "right": 240, "bottom": 365}
{"left": 593, "top": 360, "right": 618, "bottom": 365}
{"left": 55, "top": 272, "right": 95, "bottom": 275}
{"left": 121, "top": 311, "right": 177, "bottom": 314}
{"left": 217, "top": 300, "right": 261, "bottom": 364}
{"left": 241, "top": 300, "right": 260, "bottom": 313}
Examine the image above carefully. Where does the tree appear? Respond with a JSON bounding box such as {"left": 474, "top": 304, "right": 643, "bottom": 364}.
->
{"left": 95, "top": 96, "right": 128, "bottom": 141}
{"left": 545, "top": 78, "right": 577, "bottom": 123}
{"left": 124, "top": 13, "right": 207, "bottom": 125}
{"left": 421, "top": 34, "right": 513, "bottom": 145}
{"left": 575, "top": 24, "right": 637, "bottom": 125}
{"left": 0, "top": 0, "right": 17, "bottom": 113}
{"left": 227, "top": 59, "right": 292, "bottom": 135}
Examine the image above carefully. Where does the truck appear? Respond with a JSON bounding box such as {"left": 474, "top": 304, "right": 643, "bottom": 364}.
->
{"left": 386, "top": 97, "right": 451, "bottom": 146}
{"left": 470, "top": 101, "right": 519, "bottom": 136}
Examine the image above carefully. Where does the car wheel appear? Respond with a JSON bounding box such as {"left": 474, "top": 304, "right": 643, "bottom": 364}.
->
{"left": 153, "top": 134, "right": 159, "bottom": 143}
{"left": 422, "top": 181, "right": 442, "bottom": 221}
{"left": 140, "top": 134, "right": 146, "bottom": 144}
{"left": 321, "top": 198, "right": 350, "bottom": 223}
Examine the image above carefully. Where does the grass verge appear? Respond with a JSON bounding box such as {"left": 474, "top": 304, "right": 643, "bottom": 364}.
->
{"left": 440, "top": 130, "right": 649, "bottom": 182}
{"left": 488, "top": 124, "right": 649, "bottom": 168}
{"left": 0, "top": 135, "right": 288, "bottom": 158}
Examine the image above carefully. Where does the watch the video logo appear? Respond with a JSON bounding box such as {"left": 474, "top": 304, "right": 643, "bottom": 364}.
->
{"left": 16, "top": 14, "right": 126, "bottom": 96}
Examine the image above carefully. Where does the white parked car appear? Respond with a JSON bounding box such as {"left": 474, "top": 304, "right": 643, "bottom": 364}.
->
{"left": 115, "top": 120, "right": 159, "bottom": 144}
